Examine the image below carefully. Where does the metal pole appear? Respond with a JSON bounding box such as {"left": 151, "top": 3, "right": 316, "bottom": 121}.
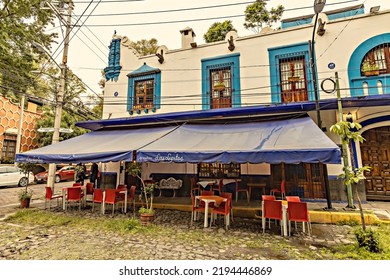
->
{"left": 47, "top": 1, "right": 73, "bottom": 189}
{"left": 335, "top": 72, "right": 355, "bottom": 208}
{"left": 310, "top": 12, "right": 322, "bottom": 129}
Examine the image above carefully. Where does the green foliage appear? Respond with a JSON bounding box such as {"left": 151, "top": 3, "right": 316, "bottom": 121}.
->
{"left": 0, "top": 0, "right": 57, "bottom": 100}
{"left": 18, "top": 188, "right": 33, "bottom": 200}
{"left": 128, "top": 38, "right": 159, "bottom": 56}
{"left": 138, "top": 206, "right": 155, "bottom": 215}
{"left": 355, "top": 227, "right": 381, "bottom": 253}
{"left": 330, "top": 121, "right": 364, "bottom": 144}
{"left": 338, "top": 166, "right": 372, "bottom": 186}
{"left": 243, "top": 0, "right": 284, "bottom": 33}
{"left": 203, "top": 20, "right": 237, "bottom": 43}
{"left": 362, "top": 61, "right": 379, "bottom": 72}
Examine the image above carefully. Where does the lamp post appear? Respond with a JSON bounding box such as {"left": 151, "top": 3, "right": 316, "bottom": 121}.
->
{"left": 310, "top": 0, "right": 326, "bottom": 129}
{"left": 33, "top": 1, "right": 73, "bottom": 189}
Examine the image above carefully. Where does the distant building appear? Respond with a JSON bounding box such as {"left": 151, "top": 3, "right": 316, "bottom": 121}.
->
{"left": 0, "top": 96, "right": 41, "bottom": 163}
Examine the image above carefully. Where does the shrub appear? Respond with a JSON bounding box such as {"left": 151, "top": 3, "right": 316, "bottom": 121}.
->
{"left": 355, "top": 227, "right": 381, "bottom": 253}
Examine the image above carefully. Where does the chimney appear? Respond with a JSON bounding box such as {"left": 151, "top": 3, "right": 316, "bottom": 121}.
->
{"left": 180, "top": 27, "right": 196, "bottom": 49}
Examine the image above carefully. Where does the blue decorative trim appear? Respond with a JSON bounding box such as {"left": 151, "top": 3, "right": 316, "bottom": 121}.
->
{"left": 268, "top": 42, "right": 314, "bottom": 103}
{"left": 127, "top": 63, "right": 161, "bottom": 112}
{"left": 104, "top": 38, "right": 122, "bottom": 81}
{"left": 281, "top": 18, "right": 312, "bottom": 29}
{"left": 348, "top": 33, "right": 390, "bottom": 96}
{"left": 351, "top": 141, "right": 358, "bottom": 168}
{"left": 327, "top": 7, "right": 364, "bottom": 21}
{"left": 201, "top": 53, "right": 241, "bottom": 110}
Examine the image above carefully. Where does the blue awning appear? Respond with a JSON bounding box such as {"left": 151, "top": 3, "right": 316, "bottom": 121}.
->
{"left": 17, "top": 116, "right": 341, "bottom": 164}
{"left": 16, "top": 126, "right": 177, "bottom": 164}
{"left": 137, "top": 117, "right": 341, "bottom": 164}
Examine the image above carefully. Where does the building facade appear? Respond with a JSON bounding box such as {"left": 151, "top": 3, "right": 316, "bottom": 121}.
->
{"left": 0, "top": 96, "right": 41, "bottom": 163}
{"left": 99, "top": 5, "right": 390, "bottom": 201}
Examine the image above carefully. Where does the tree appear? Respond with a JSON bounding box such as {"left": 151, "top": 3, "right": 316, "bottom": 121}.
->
{"left": 203, "top": 20, "right": 237, "bottom": 43}
{"left": 0, "top": 0, "right": 57, "bottom": 101}
{"left": 243, "top": 0, "right": 284, "bottom": 33}
{"left": 128, "top": 38, "right": 159, "bottom": 56}
{"left": 330, "top": 121, "right": 371, "bottom": 230}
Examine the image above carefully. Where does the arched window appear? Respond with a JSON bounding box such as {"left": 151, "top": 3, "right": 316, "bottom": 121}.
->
{"left": 361, "top": 43, "right": 390, "bottom": 76}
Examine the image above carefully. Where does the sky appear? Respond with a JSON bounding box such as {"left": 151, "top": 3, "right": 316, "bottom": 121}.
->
{"left": 47, "top": 0, "right": 390, "bottom": 104}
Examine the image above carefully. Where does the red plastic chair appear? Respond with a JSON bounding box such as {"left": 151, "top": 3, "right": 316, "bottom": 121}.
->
{"left": 219, "top": 192, "right": 234, "bottom": 222}
{"left": 116, "top": 184, "right": 127, "bottom": 200}
{"left": 92, "top": 188, "right": 103, "bottom": 212}
{"left": 191, "top": 194, "right": 205, "bottom": 225}
{"left": 73, "top": 183, "right": 82, "bottom": 187}
{"left": 270, "top": 180, "right": 286, "bottom": 200}
{"left": 85, "top": 182, "right": 94, "bottom": 201}
{"left": 211, "top": 196, "right": 231, "bottom": 229}
{"left": 65, "top": 187, "right": 83, "bottom": 211}
{"left": 287, "top": 201, "right": 311, "bottom": 236}
{"left": 128, "top": 185, "right": 136, "bottom": 215}
{"left": 190, "top": 177, "right": 200, "bottom": 196}
{"left": 211, "top": 179, "right": 223, "bottom": 195}
{"left": 235, "top": 179, "right": 249, "bottom": 203}
{"left": 45, "top": 187, "right": 63, "bottom": 210}
{"left": 286, "top": 196, "right": 301, "bottom": 202}
{"left": 104, "top": 189, "right": 124, "bottom": 215}
{"left": 262, "top": 200, "right": 283, "bottom": 235}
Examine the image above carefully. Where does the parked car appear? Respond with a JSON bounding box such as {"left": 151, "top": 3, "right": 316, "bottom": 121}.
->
{"left": 0, "top": 165, "right": 35, "bottom": 187}
{"left": 35, "top": 165, "right": 76, "bottom": 183}
{"left": 35, "top": 165, "right": 91, "bottom": 183}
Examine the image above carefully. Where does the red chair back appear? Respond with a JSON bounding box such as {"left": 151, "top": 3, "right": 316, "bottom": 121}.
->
{"left": 93, "top": 189, "right": 103, "bottom": 203}
{"left": 85, "top": 183, "right": 94, "bottom": 194}
{"left": 286, "top": 196, "right": 300, "bottom": 202}
{"left": 287, "top": 202, "right": 309, "bottom": 222}
{"left": 104, "top": 189, "right": 117, "bottom": 204}
{"left": 263, "top": 200, "right": 283, "bottom": 220}
{"left": 262, "top": 195, "right": 276, "bottom": 201}
{"left": 281, "top": 180, "right": 286, "bottom": 194}
{"left": 67, "top": 187, "right": 82, "bottom": 200}
{"left": 201, "top": 190, "right": 214, "bottom": 196}
{"left": 73, "top": 183, "right": 82, "bottom": 187}
{"left": 45, "top": 187, "right": 53, "bottom": 199}
{"left": 117, "top": 184, "right": 127, "bottom": 191}
{"left": 129, "top": 185, "right": 136, "bottom": 200}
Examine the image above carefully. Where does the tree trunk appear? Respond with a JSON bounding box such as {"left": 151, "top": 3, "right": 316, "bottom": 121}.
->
{"left": 355, "top": 185, "right": 366, "bottom": 231}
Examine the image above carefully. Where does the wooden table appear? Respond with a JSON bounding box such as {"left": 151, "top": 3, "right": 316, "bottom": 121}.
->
{"left": 247, "top": 182, "right": 267, "bottom": 200}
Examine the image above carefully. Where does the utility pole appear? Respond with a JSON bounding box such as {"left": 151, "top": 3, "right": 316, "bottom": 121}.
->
{"left": 47, "top": 1, "right": 73, "bottom": 189}
{"left": 335, "top": 72, "right": 354, "bottom": 208}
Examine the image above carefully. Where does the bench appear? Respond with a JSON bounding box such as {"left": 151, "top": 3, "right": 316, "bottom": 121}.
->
{"left": 157, "top": 177, "right": 183, "bottom": 197}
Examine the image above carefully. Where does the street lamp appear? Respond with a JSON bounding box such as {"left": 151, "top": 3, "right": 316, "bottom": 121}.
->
{"left": 310, "top": 0, "right": 326, "bottom": 129}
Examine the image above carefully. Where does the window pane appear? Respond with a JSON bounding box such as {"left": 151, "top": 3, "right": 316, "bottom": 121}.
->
{"left": 210, "top": 67, "right": 232, "bottom": 109}
{"left": 134, "top": 79, "right": 154, "bottom": 108}
{"left": 361, "top": 43, "right": 390, "bottom": 75}
{"left": 279, "top": 56, "right": 308, "bottom": 103}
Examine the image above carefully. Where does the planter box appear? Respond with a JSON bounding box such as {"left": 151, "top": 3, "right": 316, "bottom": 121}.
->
{"left": 288, "top": 76, "right": 300, "bottom": 82}
{"left": 364, "top": 70, "right": 379, "bottom": 76}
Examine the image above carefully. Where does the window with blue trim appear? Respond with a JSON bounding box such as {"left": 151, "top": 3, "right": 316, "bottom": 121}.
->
{"left": 361, "top": 43, "right": 390, "bottom": 77}
{"left": 201, "top": 53, "right": 241, "bottom": 110}
{"left": 127, "top": 63, "right": 161, "bottom": 114}
{"left": 268, "top": 42, "right": 313, "bottom": 103}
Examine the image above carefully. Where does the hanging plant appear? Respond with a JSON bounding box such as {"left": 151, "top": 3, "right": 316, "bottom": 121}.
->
{"left": 213, "top": 82, "right": 226, "bottom": 91}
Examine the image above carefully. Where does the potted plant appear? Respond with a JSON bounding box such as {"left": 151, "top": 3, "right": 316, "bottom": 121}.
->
{"left": 17, "top": 163, "right": 34, "bottom": 208}
{"left": 126, "top": 162, "right": 157, "bottom": 225}
{"left": 362, "top": 61, "right": 379, "bottom": 76}
{"left": 213, "top": 81, "right": 226, "bottom": 91}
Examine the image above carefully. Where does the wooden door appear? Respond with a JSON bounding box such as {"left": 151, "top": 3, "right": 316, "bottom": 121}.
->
{"left": 361, "top": 127, "right": 390, "bottom": 201}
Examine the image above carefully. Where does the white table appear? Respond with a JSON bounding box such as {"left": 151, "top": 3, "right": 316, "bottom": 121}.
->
{"left": 62, "top": 186, "right": 86, "bottom": 210}
{"left": 195, "top": 195, "right": 227, "bottom": 228}
{"left": 197, "top": 180, "right": 216, "bottom": 189}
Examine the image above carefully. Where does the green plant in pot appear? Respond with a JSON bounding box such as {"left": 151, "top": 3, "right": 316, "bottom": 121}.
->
{"left": 362, "top": 61, "right": 379, "bottom": 76}
{"left": 126, "top": 162, "right": 157, "bottom": 225}
{"left": 17, "top": 163, "right": 34, "bottom": 208}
